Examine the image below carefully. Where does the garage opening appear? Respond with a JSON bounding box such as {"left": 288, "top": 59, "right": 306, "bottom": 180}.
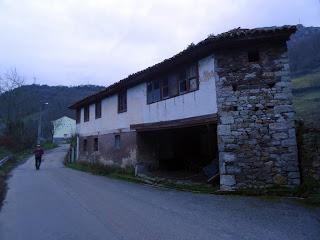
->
{"left": 133, "top": 115, "right": 219, "bottom": 183}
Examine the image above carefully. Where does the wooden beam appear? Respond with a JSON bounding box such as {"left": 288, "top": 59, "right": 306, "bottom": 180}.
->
{"left": 130, "top": 114, "right": 217, "bottom": 132}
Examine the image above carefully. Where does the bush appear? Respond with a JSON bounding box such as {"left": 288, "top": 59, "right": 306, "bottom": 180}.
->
{"left": 294, "top": 177, "right": 320, "bottom": 198}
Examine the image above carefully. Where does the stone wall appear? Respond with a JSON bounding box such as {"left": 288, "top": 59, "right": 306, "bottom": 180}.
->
{"left": 215, "top": 43, "right": 300, "bottom": 190}
{"left": 78, "top": 131, "right": 137, "bottom": 169}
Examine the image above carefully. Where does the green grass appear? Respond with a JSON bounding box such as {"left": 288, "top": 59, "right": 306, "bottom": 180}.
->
{"left": 161, "top": 181, "right": 218, "bottom": 194}
{"left": 42, "top": 142, "right": 59, "bottom": 150}
{"left": 66, "top": 162, "right": 319, "bottom": 206}
{"left": 292, "top": 71, "right": 320, "bottom": 90}
{"left": 292, "top": 71, "right": 320, "bottom": 128}
{"left": 0, "top": 147, "right": 10, "bottom": 159}
{"left": 293, "top": 91, "right": 320, "bottom": 128}
{"left": 0, "top": 150, "right": 31, "bottom": 208}
{"left": 66, "top": 162, "right": 144, "bottom": 184}
{"left": 66, "top": 162, "right": 218, "bottom": 194}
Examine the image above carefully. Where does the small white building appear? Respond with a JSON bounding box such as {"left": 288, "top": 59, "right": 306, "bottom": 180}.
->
{"left": 52, "top": 116, "right": 76, "bottom": 143}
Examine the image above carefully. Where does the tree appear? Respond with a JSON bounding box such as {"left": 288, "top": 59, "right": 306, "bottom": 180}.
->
{"left": 0, "top": 68, "right": 25, "bottom": 122}
{"left": 0, "top": 68, "right": 25, "bottom": 94}
{"left": 0, "top": 68, "right": 28, "bottom": 150}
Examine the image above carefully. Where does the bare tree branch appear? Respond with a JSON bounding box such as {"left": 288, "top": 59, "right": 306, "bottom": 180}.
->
{"left": 0, "top": 68, "right": 25, "bottom": 94}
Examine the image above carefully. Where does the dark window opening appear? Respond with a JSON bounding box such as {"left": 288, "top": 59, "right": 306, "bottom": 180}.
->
{"left": 161, "top": 78, "right": 169, "bottom": 99}
{"left": 118, "top": 90, "right": 127, "bottom": 113}
{"left": 95, "top": 101, "right": 101, "bottom": 119}
{"left": 248, "top": 50, "right": 260, "bottom": 62}
{"left": 114, "top": 135, "right": 120, "bottom": 149}
{"left": 147, "top": 63, "right": 198, "bottom": 104}
{"left": 268, "top": 82, "right": 276, "bottom": 88}
{"left": 76, "top": 108, "right": 81, "bottom": 123}
{"left": 83, "top": 139, "right": 87, "bottom": 152}
{"left": 84, "top": 105, "right": 90, "bottom": 122}
{"left": 168, "top": 74, "right": 178, "bottom": 97}
{"left": 153, "top": 80, "right": 161, "bottom": 102}
{"left": 147, "top": 82, "right": 153, "bottom": 104}
{"left": 187, "top": 64, "right": 198, "bottom": 91}
{"left": 179, "top": 69, "right": 188, "bottom": 93}
{"left": 94, "top": 138, "right": 98, "bottom": 151}
{"left": 232, "top": 83, "right": 238, "bottom": 91}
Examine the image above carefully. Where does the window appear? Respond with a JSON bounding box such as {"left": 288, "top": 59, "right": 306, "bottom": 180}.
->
{"left": 179, "top": 69, "right": 188, "bottom": 93}
{"left": 153, "top": 80, "right": 161, "bottom": 102}
{"left": 179, "top": 64, "right": 198, "bottom": 93}
{"left": 147, "top": 82, "right": 153, "bottom": 104}
{"left": 76, "top": 108, "right": 81, "bottom": 123}
{"left": 118, "top": 90, "right": 127, "bottom": 113}
{"left": 84, "top": 105, "right": 89, "bottom": 122}
{"left": 83, "top": 139, "right": 87, "bottom": 152}
{"left": 248, "top": 50, "right": 260, "bottom": 62}
{"left": 114, "top": 135, "right": 120, "bottom": 149}
{"left": 146, "top": 80, "right": 161, "bottom": 104}
{"left": 95, "top": 101, "right": 101, "bottom": 119}
{"left": 187, "top": 64, "right": 198, "bottom": 91}
{"left": 94, "top": 138, "right": 98, "bottom": 151}
{"left": 161, "top": 78, "right": 169, "bottom": 99}
{"left": 168, "top": 74, "right": 178, "bottom": 97}
{"left": 146, "top": 63, "right": 198, "bottom": 104}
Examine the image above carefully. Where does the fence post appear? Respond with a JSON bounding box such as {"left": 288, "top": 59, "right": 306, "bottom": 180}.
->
{"left": 71, "top": 147, "right": 74, "bottom": 162}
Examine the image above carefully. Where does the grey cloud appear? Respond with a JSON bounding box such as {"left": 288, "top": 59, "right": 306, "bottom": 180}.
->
{"left": 0, "top": 0, "right": 319, "bottom": 87}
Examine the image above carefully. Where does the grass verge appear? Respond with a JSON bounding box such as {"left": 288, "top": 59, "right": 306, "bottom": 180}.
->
{"left": 65, "top": 161, "right": 218, "bottom": 194}
{"left": 66, "top": 162, "right": 145, "bottom": 184}
{"left": 0, "top": 150, "right": 31, "bottom": 209}
{"left": 42, "top": 142, "right": 59, "bottom": 150}
{"left": 0, "top": 147, "right": 11, "bottom": 159}
{"left": 65, "top": 161, "right": 320, "bottom": 206}
{"left": 217, "top": 178, "right": 320, "bottom": 207}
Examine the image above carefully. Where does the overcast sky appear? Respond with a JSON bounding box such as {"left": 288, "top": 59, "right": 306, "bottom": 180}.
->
{"left": 0, "top": 0, "right": 319, "bottom": 87}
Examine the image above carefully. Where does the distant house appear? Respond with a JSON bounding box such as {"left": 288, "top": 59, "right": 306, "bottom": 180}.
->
{"left": 70, "top": 26, "right": 301, "bottom": 191}
{"left": 52, "top": 116, "right": 76, "bottom": 143}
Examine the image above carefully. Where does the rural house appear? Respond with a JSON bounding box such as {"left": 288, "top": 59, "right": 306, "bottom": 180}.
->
{"left": 52, "top": 116, "right": 76, "bottom": 143}
{"left": 70, "top": 26, "right": 300, "bottom": 190}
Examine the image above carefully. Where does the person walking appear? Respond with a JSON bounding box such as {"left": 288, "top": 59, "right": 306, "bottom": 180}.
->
{"left": 33, "top": 144, "right": 44, "bottom": 170}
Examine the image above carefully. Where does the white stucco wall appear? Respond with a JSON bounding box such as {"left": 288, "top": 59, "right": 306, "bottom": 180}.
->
{"left": 53, "top": 116, "right": 76, "bottom": 138}
{"left": 77, "top": 55, "right": 217, "bottom": 136}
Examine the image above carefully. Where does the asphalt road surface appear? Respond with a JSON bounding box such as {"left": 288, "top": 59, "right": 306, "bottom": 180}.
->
{"left": 0, "top": 145, "right": 319, "bottom": 240}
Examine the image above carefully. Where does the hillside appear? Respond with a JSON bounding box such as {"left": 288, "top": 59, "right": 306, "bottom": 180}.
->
{"left": 0, "top": 84, "right": 103, "bottom": 119}
{"left": 292, "top": 71, "right": 320, "bottom": 128}
{"left": 0, "top": 84, "right": 104, "bottom": 140}
{"left": 288, "top": 25, "right": 320, "bottom": 77}
{"left": 288, "top": 25, "right": 320, "bottom": 129}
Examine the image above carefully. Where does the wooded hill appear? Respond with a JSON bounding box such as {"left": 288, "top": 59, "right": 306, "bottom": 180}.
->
{"left": 0, "top": 85, "right": 103, "bottom": 149}
{"left": 0, "top": 84, "right": 103, "bottom": 122}
{"left": 289, "top": 25, "right": 320, "bottom": 128}
{"left": 288, "top": 25, "right": 320, "bottom": 77}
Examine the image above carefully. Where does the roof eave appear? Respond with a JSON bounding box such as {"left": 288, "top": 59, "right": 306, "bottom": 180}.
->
{"left": 69, "top": 26, "right": 297, "bottom": 110}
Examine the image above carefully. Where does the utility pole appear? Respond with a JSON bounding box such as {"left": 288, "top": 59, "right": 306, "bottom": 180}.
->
{"left": 37, "top": 102, "right": 48, "bottom": 145}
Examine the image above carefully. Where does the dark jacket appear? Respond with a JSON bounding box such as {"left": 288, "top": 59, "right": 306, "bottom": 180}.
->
{"left": 33, "top": 148, "right": 44, "bottom": 158}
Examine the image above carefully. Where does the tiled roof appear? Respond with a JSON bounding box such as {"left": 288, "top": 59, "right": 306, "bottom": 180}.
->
{"left": 69, "top": 25, "right": 296, "bottom": 109}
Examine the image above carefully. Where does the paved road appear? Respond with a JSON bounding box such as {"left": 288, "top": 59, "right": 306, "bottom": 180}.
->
{"left": 0, "top": 145, "right": 319, "bottom": 240}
